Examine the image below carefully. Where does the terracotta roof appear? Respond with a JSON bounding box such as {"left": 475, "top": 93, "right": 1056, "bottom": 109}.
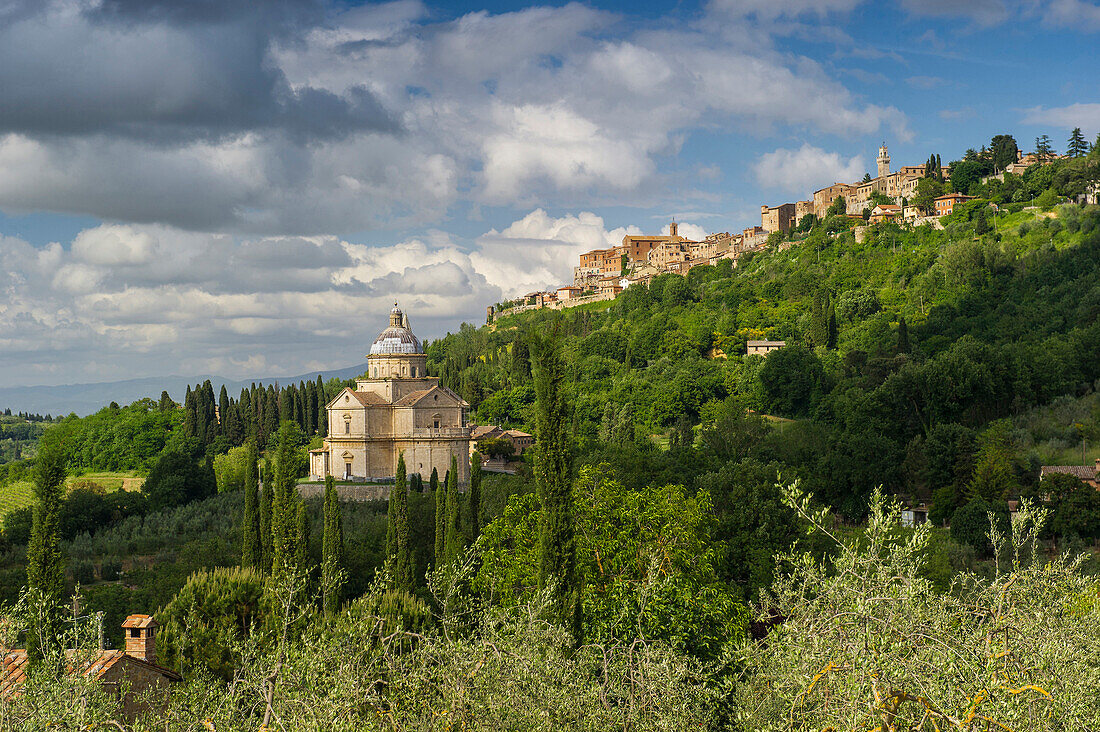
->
{"left": 747, "top": 340, "right": 785, "bottom": 347}
{"left": 503, "top": 429, "right": 533, "bottom": 439}
{"left": 349, "top": 391, "right": 386, "bottom": 407}
{"left": 471, "top": 425, "right": 501, "bottom": 439}
{"left": 0, "top": 649, "right": 181, "bottom": 698}
{"left": 392, "top": 389, "right": 434, "bottom": 407}
{"left": 1041, "top": 466, "right": 1099, "bottom": 480}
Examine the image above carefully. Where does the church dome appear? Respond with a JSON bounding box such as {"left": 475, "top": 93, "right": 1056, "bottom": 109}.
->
{"left": 369, "top": 304, "right": 424, "bottom": 355}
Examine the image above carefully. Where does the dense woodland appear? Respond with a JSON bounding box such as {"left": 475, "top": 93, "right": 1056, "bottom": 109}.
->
{"left": 3, "top": 134, "right": 1100, "bottom": 729}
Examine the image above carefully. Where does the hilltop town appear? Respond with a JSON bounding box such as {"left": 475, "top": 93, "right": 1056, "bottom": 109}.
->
{"left": 488, "top": 140, "right": 1096, "bottom": 322}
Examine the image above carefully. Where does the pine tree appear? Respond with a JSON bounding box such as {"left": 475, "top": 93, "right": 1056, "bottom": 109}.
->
{"left": 897, "top": 317, "right": 911, "bottom": 354}
{"left": 386, "top": 454, "right": 413, "bottom": 589}
{"left": 443, "top": 454, "right": 462, "bottom": 563}
{"left": 530, "top": 326, "right": 580, "bottom": 637}
{"left": 1035, "top": 135, "right": 1055, "bottom": 163}
{"left": 1068, "top": 127, "right": 1088, "bottom": 158}
{"left": 469, "top": 452, "right": 482, "bottom": 540}
{"left": 322, "top": 475, "right": 344, "bottom": 616}
{"left": 433, "top": 467, "right": 445, "bottom": 566}
{"left": 241, "top": 441, "right": 261, "bottom": 569}
{"left": 260, "top": 459, "right": 274, "bottom": 572}
{"left": 26, "top": 433, "right": 66, "bottom": 665}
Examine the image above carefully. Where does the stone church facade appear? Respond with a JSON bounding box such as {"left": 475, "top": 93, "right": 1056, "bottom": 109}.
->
{"left": 309, "top": 305, "right": 471, "bottom": 485}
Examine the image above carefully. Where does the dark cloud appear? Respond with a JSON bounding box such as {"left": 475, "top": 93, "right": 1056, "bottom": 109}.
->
{"left": 0, "top": 1, "right": 395, "bottom": 143}
{"left": 87, "top": 0, "right": 324, "bottom": 31}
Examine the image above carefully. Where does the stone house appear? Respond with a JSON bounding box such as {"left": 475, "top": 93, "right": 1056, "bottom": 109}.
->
{"left": 934, "top": 193, "right": 975, "bottom": 217}
{"left": 0, "top": 615, "right": 181, "bottom": 718}
{"left": 746, "top": 340, "right": 785, "bottom": 356}
{"left": 761, "top": 202, "right": 797, "bottom": 234}
{"left": 1040, "top": 460, "right": 1100, "bottom": 489}
{"left": 813, "top": 183, "right": 855, "bottom": 219}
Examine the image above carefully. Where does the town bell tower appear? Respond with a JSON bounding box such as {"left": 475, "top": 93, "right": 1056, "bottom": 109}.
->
{"left": 877, "top": 143, "right": 890, "bottom": 179}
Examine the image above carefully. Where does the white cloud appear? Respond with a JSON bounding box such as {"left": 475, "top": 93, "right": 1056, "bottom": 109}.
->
{"left": 1040, "top": 0, "right": 1100, "bottom": 31}
{"left": 1022, "top": 103, "right": 1100, "bottom": 131}
{"left": 0, "top": 209, "right": 649, "bottom": 384}
{"left": 753, "top": 144, "right": 865, "bottom": 196}
{"left": 0, "top": 1, "right": 907, "bottom": 234}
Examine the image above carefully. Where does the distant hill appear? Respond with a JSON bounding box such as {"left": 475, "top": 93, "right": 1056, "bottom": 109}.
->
{"left": 0, "top": 363, "right": 368, "bottom": 417}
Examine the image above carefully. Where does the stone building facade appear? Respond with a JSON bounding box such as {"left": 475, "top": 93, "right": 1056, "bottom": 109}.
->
{"left": 761, "top": 202, "right": 797, "bottom": 234}
{"left": 309, "top": 305, "right": 471, "bottom": 485}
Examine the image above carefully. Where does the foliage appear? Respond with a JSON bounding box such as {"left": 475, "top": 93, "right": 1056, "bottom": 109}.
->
{"left": 25, "top": 431, "right": 66, "bottom": 664}
{"left": 385, "top": 454, "right": 412, "bottom": 589}
{"left": 478, "top": 465, "right": 747, "bottom": 659}
{"left": 735, "top": 485, "right": 1100, "bottom": 730}
{"left": 530, "top": 325, "right": 580, "bottom": 636}
{"left": 156, "top": 566, "right": 267, "bottom": 680}
{"left": 321, "top": 474, "right": 345, "bottom": 615}
{"left": 143, "top": 438, "right": 216, "bottom": 512}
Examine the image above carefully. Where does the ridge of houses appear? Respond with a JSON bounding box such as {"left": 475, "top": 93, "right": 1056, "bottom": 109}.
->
{"left": 486, "top": 143, "right": 1043, "bottom": 323}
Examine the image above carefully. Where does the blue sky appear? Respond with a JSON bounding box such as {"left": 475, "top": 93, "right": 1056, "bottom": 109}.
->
{"left": 0, "top": 0, "right": 1097, "bottom": 387}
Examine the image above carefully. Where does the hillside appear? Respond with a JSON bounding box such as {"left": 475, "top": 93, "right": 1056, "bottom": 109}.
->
{"left": 429, "top": 200, "right": 1100, "bottom": 520}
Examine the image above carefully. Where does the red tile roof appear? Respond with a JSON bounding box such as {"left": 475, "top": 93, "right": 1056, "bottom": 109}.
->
{"left": 0, "top": 649, "right": 180, "bottom": 698}
{"left": 1041, "top": 465, "right": 1099, "bottom": 480}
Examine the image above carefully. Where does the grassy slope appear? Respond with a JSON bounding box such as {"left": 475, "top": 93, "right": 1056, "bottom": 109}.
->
{"left": 0, "top": 471, "right": 144, "bottom": 520}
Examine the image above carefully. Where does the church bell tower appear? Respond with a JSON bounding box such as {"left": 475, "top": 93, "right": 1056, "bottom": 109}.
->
{"left": 877, "top": 143, "right": 890, "bottom": 179}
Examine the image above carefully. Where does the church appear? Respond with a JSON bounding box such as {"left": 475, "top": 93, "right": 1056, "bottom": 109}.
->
{"left": 309, "top": 304, "right": 471, "bottom": 485}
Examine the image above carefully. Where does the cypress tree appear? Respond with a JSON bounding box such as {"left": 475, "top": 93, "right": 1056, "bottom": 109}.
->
{"left": 897, "top": 316, "right": 911, "bottom": 354}
{"left": 218, "top": 385, "right": 230, "bottom": 435}
{"left": 316, "top": 375, "right": 327, "bottom": 437}
{"left": 270, "top": 421, "right": 302, "bottom": 574}
{"left": 260, "top": 459, "right": 274, "bottom": 572}
{"left": 826, "top": 301, "right": 838, "bottom": 350}
{"left": 26, "top": 433, "right": 66, "bottom": 665}
{"left": 263, "top": 388, "right": 279, "bottom": 445}
{"left": 433, "top": 468, "right": 445, "bottom": 566}
{"left": 202, "top": 380, "right": 217, "bottom": 441}
{"left": 443, "top": 454, "right": 462, "bottom": 563}
{"left": 469, "top": 452, "right": 482, "bottom": 540}
{"left": 183, "top": 385, "right": 197, "bottom": 439}
{"left": 279, "top": 386, "right": 293, "bottom": 427}
{"left": 810, "top": 290, "right": 827, "bottom": 347}
{"left": 530, "top": 327, "right": 580, "bottom": 637}
{"left": 386, "top": 454, "right": 412, "bottom": 589}
{"left": 241, "top": 441, "right": 261, "bottom": 569}
{"left": 158, "top": 390, "right": 174, "bottom": 412}
{"left": 322, "top": 475, "right": 344, "bottom": 616}
{"left": 295, "top": 501, "right": 311, "bottom": 574}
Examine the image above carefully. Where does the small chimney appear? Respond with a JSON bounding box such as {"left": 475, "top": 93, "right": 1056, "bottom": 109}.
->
{"left": 122, "top": 614, "right": 157, "bottom": 663}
